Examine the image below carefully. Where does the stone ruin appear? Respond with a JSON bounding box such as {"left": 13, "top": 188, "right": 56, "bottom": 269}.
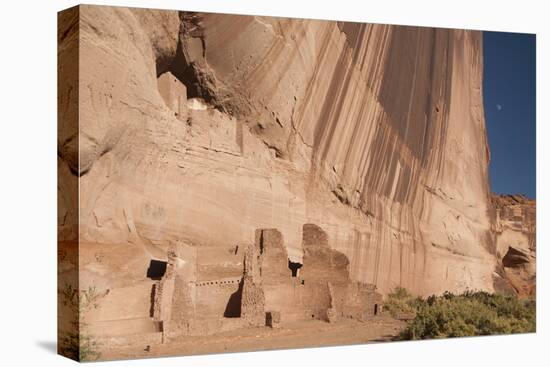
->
{"left": 150, "top": 223, "right": 383, "bottom": 341}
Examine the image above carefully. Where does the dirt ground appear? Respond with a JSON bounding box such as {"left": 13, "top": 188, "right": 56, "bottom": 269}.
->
{"left": 99, "top": 316, "right": 406, "bottom": 361}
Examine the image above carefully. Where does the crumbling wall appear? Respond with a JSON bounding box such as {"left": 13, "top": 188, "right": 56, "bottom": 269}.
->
{"left": 255, "top": 229, "right": 290, "bottom": 283}
{"left": 153, "top": 243, "right": 249, "bottom": 336}
{"left": 254, "top": 229, "right": 296, "bottom": 319}
{"left": 241, "top": 245, "right": 265, "bottom": 326}
{"left": 298, "top": 224, "right": 351, "bottom": 320}
{"left": 194, "top": 280, "right": 242, "bottom": 320}
{"left": 192, "top": 245, "right": 244, "bottom": 321}
{"left": 152, "top": 250, "right": 176, "bottom": 322}
{"left": 148, "top": 224, "right": 383, "bottom": 337}
{"left": 154, "top": 243, "right": 198, "bottom": 338}
{"left": 86, "top": 281, "right": 154, "bottom": 323}
{"left": 302, "top": 224, "right": 350, "bottom": 284}
{"left": 247, "top": 225, "right": 383, "bottom": 323}
{"left": 342, "top": 282, "right": 383, "bottom": 320}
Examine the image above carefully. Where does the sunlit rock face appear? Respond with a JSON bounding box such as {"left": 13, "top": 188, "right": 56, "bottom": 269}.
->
{"left": 59, "top": 6, "right": 501, "bottom": 301}
{"left": 491, "top": 195, "right": 536, "bottom": 296}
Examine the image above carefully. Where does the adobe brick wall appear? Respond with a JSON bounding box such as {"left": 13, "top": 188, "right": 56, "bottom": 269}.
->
{"left": 241, "top": 245, "right": 265, "bottom": 326}
{"left": 151, "top": 225, "right": 383, "bottom": 338}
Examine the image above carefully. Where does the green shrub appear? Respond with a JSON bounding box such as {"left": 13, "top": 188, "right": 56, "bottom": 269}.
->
{"left": 397, "top": 290, "right": 536, "bottom": 340}
{"left": 383, "top": 287, "right": 420, "bottom": 318}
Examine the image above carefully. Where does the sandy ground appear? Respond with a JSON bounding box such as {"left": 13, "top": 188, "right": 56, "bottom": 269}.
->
{"left": 99, "top": 316, "right": 406, "bottom": 361}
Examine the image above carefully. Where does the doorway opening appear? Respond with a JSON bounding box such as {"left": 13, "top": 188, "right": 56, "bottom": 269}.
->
{"left": 224, "top": 280, "right": 243, "bottom": 318}
{"left": 288, "top": 260, "right": 303, "bottom": 277}
{"left": 146, "top": 259, "right": 167, "bottom": 280}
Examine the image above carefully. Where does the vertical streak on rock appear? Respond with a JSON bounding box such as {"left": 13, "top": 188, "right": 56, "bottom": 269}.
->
{"left": 73, "top": 8, "right": 500, "bottom": 298}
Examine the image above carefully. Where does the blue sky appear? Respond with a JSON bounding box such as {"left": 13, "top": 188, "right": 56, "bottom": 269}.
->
{"left": 482, "top": 31, "right": 536, "bottom": 198}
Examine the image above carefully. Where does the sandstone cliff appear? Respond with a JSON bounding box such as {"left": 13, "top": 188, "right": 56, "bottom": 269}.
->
{"left": 59, "top": 6, "right": 521, "bottom": 320}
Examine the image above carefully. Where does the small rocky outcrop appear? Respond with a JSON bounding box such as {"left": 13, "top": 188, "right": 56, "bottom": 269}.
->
{"left": 492, "top": 194, "right": 536, "bottom": 296}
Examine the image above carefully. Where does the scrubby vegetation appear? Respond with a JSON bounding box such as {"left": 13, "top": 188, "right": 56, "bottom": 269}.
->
{"left": 59, "top": 285, "right": 103, "bottom": 361}
{"left": 383, "top": 287, "right": 419, "bottom": 319}
{"left": 384, "top": 288, "right": 536, "bottom": 340}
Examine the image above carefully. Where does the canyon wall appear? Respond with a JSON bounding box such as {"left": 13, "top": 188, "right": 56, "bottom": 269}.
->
{"left": 58, "top": 5, "right": 506, "bottom": 331}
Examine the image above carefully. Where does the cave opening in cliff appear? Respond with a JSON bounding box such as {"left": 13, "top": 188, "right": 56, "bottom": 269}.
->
{"left": 158, "top": 39, "right": 215, "bottom": 103}
{"left": 146, "top": 259, "right": 167, "bottom": 280}
{"left": 288, "top": 260, "right": 303, "bottom": 277}
{"left": 374, "top": 304, "right": 379, "bottom": 316}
